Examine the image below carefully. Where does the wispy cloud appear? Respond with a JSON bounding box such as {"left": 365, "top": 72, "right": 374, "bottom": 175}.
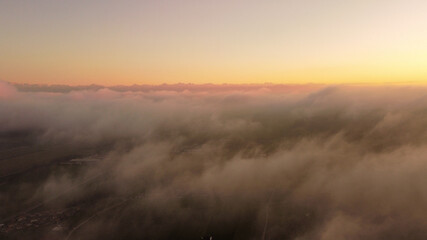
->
{"left": 2, "top": 82, "right": 427, "bottom": 239}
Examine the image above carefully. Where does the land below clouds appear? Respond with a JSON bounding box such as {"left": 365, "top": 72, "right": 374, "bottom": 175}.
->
{"left": 2, "top": 82, "right": 427, "bottom": 239}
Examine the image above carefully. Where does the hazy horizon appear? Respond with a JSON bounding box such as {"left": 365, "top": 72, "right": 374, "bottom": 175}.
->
{"left": 2, "top": 1, "right": 427, "bottom": 239}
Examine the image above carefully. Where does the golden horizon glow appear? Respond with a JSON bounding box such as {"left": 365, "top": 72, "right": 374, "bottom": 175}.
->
{"left": 1, "top": 1, "right": 427, "bottom": 85}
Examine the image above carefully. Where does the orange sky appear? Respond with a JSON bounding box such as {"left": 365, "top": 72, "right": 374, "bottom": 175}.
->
{"left": 1, "top": 0, "right": 427, "bottom": 85}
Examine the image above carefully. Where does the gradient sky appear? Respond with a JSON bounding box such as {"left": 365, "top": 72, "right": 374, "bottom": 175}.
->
{"left": 1, "top": 0, "right": 427, "bottom": 85}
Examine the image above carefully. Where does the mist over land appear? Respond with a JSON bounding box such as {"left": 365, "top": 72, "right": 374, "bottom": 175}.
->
{"left": 2, "top": 81, "right": 427, "bottom": 239}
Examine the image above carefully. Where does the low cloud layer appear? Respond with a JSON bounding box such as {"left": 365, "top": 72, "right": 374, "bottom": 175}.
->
{"left": 2, "top": 81, "right": 427, "bottom": 239}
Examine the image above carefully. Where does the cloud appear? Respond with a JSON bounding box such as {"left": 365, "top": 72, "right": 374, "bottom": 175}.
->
{"left": 2, "top": 82, "right": 427, "bottom": 239}
{"left": 0, "top": 81, "right": 18, "bottom": 99}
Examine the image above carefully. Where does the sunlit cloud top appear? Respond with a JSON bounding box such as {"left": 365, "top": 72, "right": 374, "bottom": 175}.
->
{"left": 1, "top": 0, "right": 427, "bottom": 85}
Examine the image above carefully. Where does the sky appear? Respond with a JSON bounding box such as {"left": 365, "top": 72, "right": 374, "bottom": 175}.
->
{"left": 1, "top": 0, "right": 427, "bottom": 86}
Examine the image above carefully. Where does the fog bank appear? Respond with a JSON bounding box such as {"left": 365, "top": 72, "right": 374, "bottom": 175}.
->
{"left": 2, "top": 82, "right": 427, "bottom": 239}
